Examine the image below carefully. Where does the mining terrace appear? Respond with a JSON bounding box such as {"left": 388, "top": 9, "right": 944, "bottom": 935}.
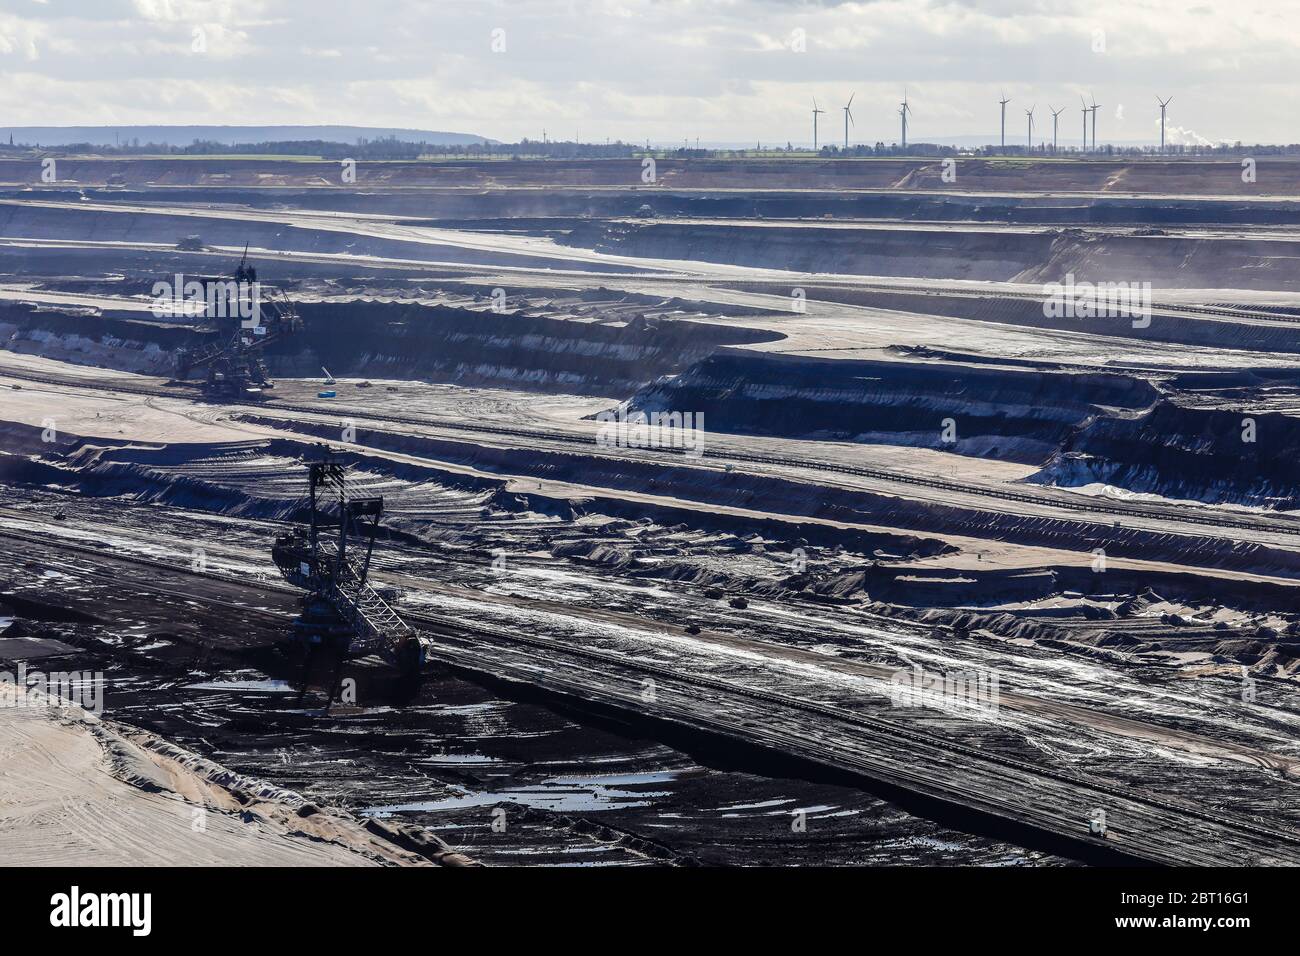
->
{"left": 3, "top": 156, "right": 1300, "bottom": 866}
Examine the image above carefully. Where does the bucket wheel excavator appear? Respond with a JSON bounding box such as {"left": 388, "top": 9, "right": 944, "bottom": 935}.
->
{"left": 272, "top": 451, "right": 424, "bottom": 704}
{"left": 173, "top": 245, "right": 303, "bottom": 401}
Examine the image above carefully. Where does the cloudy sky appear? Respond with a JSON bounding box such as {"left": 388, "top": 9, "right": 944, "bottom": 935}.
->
{"left": 1, "top": 0, "right": 1297, "bottom": 146}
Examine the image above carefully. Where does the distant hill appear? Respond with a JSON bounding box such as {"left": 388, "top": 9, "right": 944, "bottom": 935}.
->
{"left": 1, "top": 126, "right": 493, "bottom": 147}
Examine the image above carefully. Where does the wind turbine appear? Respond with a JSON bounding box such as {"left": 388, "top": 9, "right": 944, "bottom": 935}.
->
{"left": 999, "top": 91, "right": 1011, "bottom": 150}
{"left": 1049, "top": 105, "right": 1064, "bottom": 153}
{"left": 843, "top": 93, "right": 855, "bottom": 150}
{"left": 1089, "top": 94, "right": 1101, "bottom": 152}
{"left": 1157, "top": 95, "right": 1172, "bottom": 154}
{"left": 900, "top": 91, "right": 912, "bottom": 150}
{"left": 1025, "top": 104, "right": 1035, "bottom": 151}
{"left": 1080, "top": 96, "right": 1090, "bottom": 151}
{"left": 812, "top": 97, "right": 826, "bottom": 151}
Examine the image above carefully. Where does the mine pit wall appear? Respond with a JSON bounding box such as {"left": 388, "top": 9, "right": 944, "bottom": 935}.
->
{"left": 0, "top": 418, "right": 116, "bottom": 462}
{"left": 563, "top": 220, "right": 1300, "bottom": 290}
{"left": 275, "top": 301, "right": 776, "bottom": 394}
{"left": 1016, "top": 231, "right": 1300, "bottom": 291}
{"left": 0, "top": 303, "right": 187, "bottom": 376}
{"left": 518, "top": 495, "right": 946, "bottom": 565}
{"left": 619, "top": 350, "right": 1158, "bottom": 466}
{"left": 0, "top": 431, "right": 502, "bottom": 523}
{"left": 232, "top": 415, "right": 1300, "bottom": 580}
{"left": 0, "top": 299, "right": 777, "bottom": 395}
{"left": 563, "top": 220, "right": 1052, "bottom": 281}
{"left": 6, "top": 157, "right": 1300, "bottom": 196}
{"left": 624, "top": 350, "right": 1300, "bottom": 508}
{"left": 0, "top": 430, "right": 946, "bottom": 560}
{"left": 1032, "top": 402, "right": 1300, "bottom": 508}
{"left": 11, "top": 190, "right": 1300, "bottom": 294}
{"left": 730, "top": 283, "right": 1300, "bottom": 355}
{"left": 0, "top": 245, "right": 472, "bottom": 286}
{"left": 8, "top": 426, "right": 1300, "bottom": 661}
{"left": 852, "top": 563, "right": 1300, "bottom": 616}
{"left": 7, "top": 296, "right": 1297, "bottom": 509}
{"left": 0, "top": 202, "right": 637, "bottom": 274}
{"left": 866, "top": 603, "right": 1300, "bottom": 679}
{"left": 13, "top": 192, "right": 1300, "bottom": 292}
{"left": 15, "top": 186, "right": 1300, "bottom": 228}
{"left": 13, "top": 423, "right": 1300, "bottom": 625}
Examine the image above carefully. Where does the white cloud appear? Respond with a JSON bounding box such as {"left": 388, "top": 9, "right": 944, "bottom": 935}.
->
{"left": 0, "top": 0, "right": 1296, "bottom": 144}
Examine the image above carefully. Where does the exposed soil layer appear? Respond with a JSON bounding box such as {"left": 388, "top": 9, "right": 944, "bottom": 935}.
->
{"left": 611, "top": 351, "right": 1300, "bottom": 509}
{"left": 6, "top": 157, "right": 1300, "bottom": 196}
{"left": 564, "top": 220, "right": 1300, "bottom": 289}
{"left": 563, "top": 220, "right": 1055, "bottom": 280}
{"left": 617, "top": 349, "right": 1159, "bottom": 465}
{"left": 732, "top": 283, "right": 1300, "bottom": 355}
{"left": 1032, "top": 400, "right": 1300, "bottom": 508}
{"left": 14, "top": 186, "right": 1300, "bottom": 226}
{"left": 0, "top": 202, "right": 635, "bottom": 273}
{"left": 8, "top": 427, "right": 1300, "bottom": 669}
{"left": 0, "top": 298, "right": 780, "bottom": 394}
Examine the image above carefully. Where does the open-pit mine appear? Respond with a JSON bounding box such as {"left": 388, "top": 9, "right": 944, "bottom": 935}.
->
{"left": 5, "top": 155, "right": 1300, "bottom": 869}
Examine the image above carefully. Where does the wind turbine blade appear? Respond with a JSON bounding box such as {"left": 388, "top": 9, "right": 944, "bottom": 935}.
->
{"left": 848, "top": 92, "right": 855, "bottom": 108}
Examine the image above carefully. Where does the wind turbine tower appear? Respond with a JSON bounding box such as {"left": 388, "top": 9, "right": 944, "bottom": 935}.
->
{"left": 1090, "top": 94, "right": 1101, "bottom": 152}
{"left": 1025, "top": 105, "right": 1035, "bottom": 151}
{"left": 999, "top": 91, "right": 1011, "bottom": 150}
{"left": 900, "top": 91, "right": 911, "bottom": 150}
{"left": 812, "top": 97, "right": 826, "bottom": 151}
{"left": 843, "top": 93, "right": 855, "bottom": 150}
{"left": 1157, "top": 95, "right": 1172, "bottom": 154}
{"left": 1080, "top": 96, "right": 1089, "bottom": 151}
{"left": 1049, "top": 105, "right": 1063, "bottom": 153}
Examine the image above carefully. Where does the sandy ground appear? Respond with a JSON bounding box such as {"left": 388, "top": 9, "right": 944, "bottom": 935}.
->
{"left": 0, "top": 680, "right": 464, "bottom": 866}
{"left": 0, "top": 371, "right": 270, "bottom": 444}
